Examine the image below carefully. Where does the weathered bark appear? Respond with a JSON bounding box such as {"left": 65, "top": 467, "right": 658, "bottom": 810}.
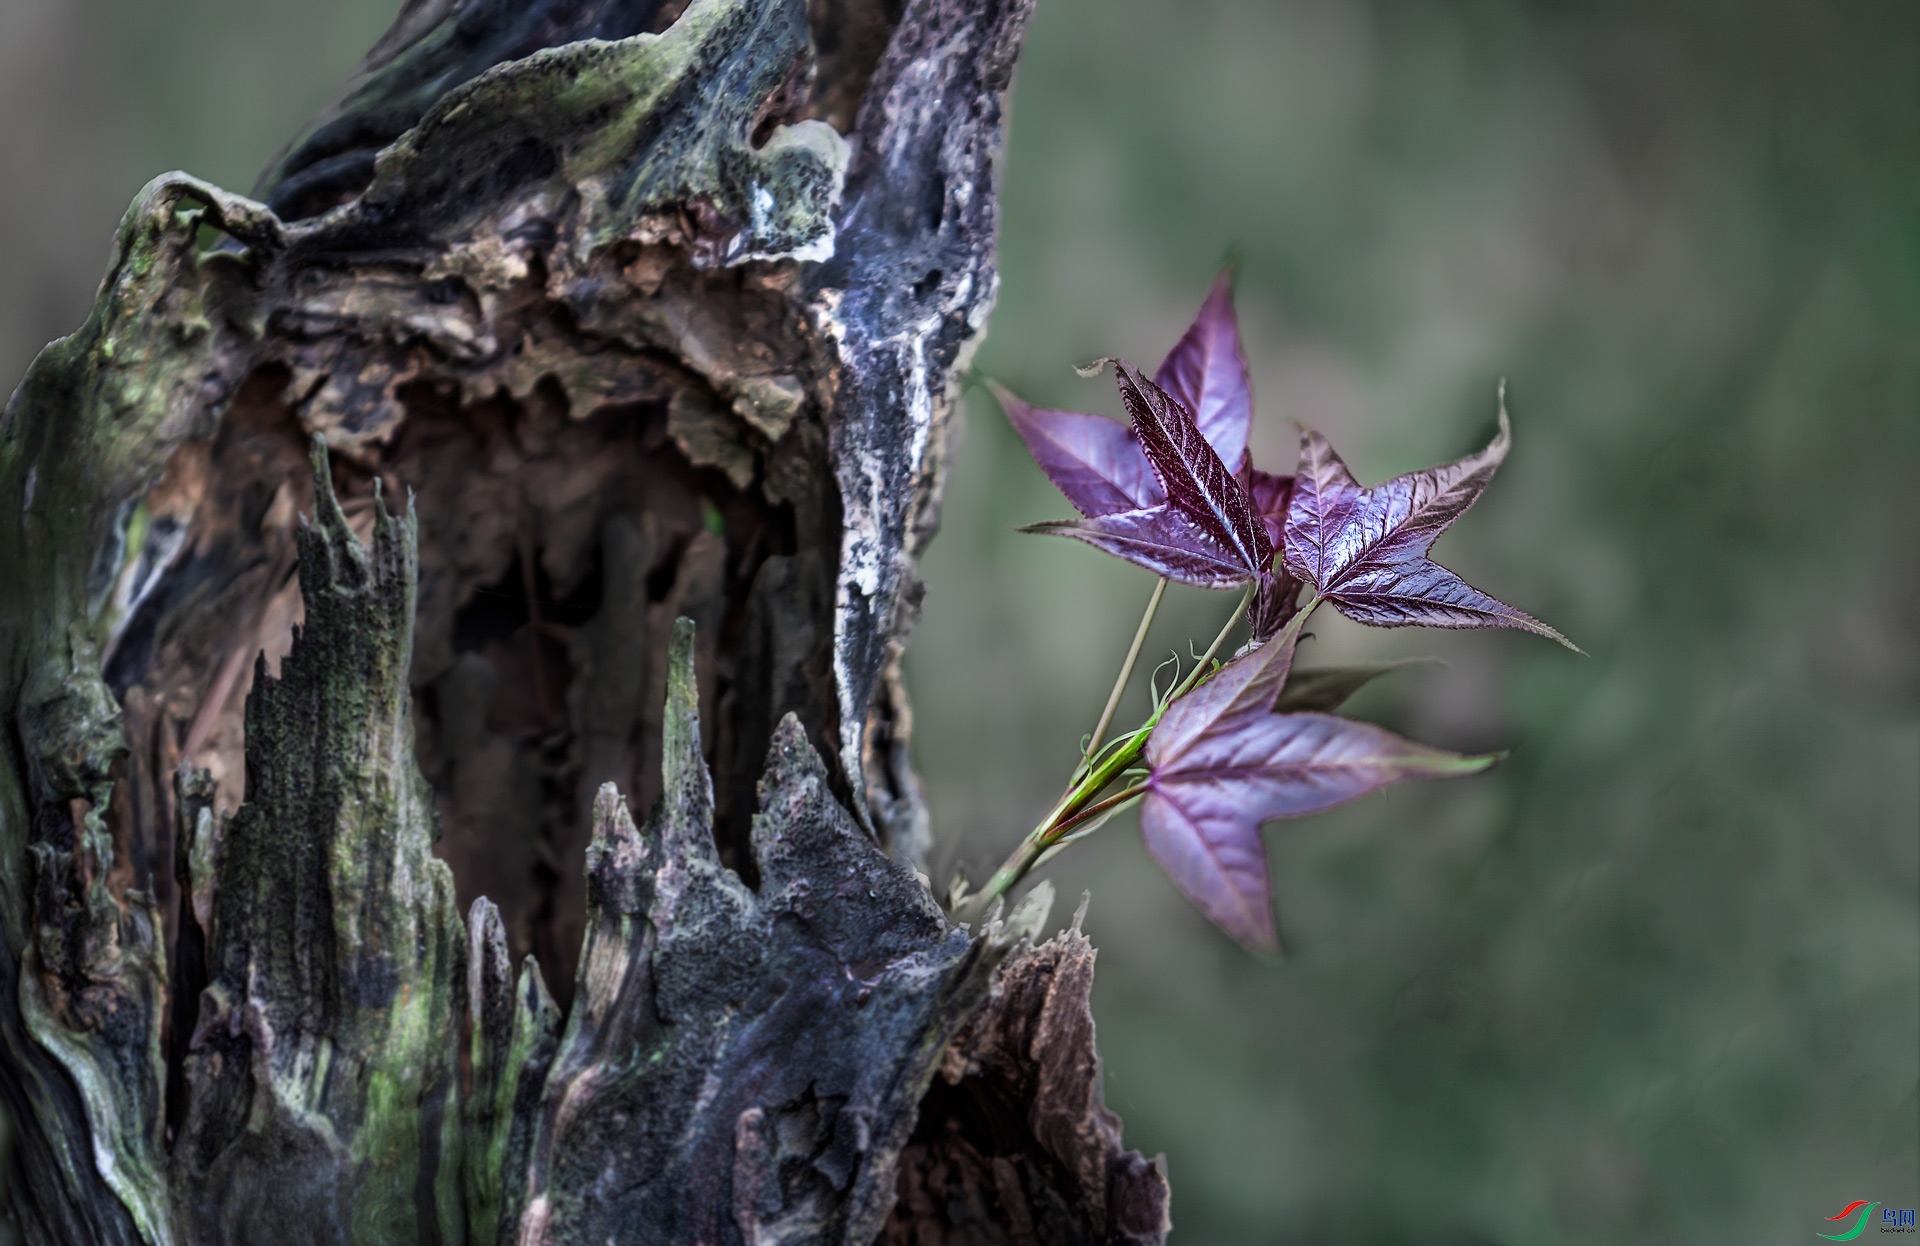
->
{"left": 0, "top": 0, "right": 1171, "bottom": 1242}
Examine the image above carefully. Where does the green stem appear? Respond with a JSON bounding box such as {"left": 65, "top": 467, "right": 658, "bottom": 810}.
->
{"left": 1051, "top": 584, "right": 1252, "bottom": 824}
{"left": 1081, "top": 578, "right": 1167, "bottom": 772}
{"left": 963, "top": 584, "right": 1261, "bottom": 923}
{"left": 972, "top": 837, "right": 1045, "bottom": 922}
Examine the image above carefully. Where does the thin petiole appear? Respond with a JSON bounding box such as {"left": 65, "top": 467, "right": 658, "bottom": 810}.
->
{"left": 1082, "top": 578, "right": 1168, "bottom": 770}
{"left": 961, "top": 583, "right": 1267, "bottom": 924}
{"left": 1047, "top": 782, "right": 1149, "bottom": 841}
{"left": 1166, "top": 583, "right": 1254, "bottom": 703}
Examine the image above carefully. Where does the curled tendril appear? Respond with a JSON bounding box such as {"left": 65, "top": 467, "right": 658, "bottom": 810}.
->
{"left": 1150, "top": 651, "right": 1182, "bottom": 709}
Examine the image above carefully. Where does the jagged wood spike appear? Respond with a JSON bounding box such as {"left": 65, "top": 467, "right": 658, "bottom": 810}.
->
{"left": 489, "top": 953, "right": 561, "bottom": 1245}
{"left": 170, "top": 446, "right": 468, "bottom": 1243}
{"left": 512, "top": 628, "right": 1001, "bottom": 1243}
{"left": 658, "top": 616, "right": 721, "bottom": 867}
{"left": 464, "top": 897, "right": 515, "bottom": 1243}
{"left": 464, "top": 896, "right": 563, "bottom": 1246}
{"left": 883, "top": 921, "right": 1174, "bottom": 1245}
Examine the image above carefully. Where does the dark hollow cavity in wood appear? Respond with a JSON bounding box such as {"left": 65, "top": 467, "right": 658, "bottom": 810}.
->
{"left": 102, "top": 274, "right": 844, "bottom": 1009}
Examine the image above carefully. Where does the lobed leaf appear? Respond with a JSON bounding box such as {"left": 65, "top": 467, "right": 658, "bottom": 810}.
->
{"left": 990, "top": 379, "right": 1162, "bottom": 517}
{"left": 1153, "top": 271, "right": 1255, "bottom": 474}
{"left": 1148, "top": 617, "right": 1303, "bottom": 762}
{"left": 993, "top": 273, "right": 1273, "bottom": 587}
{"left": 1112, "top": 359, "right": 1271, "bottom": 579}
{"left": 1139, "top": 629, "right": 1497, "bottom": 948}
{"left": 1022, "top": 506, "right": 1254, "bottom": 589}
{"left": 1282, "top": 395, "right": 1577, "bottom": 649}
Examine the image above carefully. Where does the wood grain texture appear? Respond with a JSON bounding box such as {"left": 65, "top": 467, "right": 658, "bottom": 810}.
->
{"left": 0, "top": 0, "right": 1170, "bottom": 1240}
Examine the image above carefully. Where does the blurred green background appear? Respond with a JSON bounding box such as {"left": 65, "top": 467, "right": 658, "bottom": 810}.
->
{"left": 2, "top": 1, "right": 1915, "bottom": 1242}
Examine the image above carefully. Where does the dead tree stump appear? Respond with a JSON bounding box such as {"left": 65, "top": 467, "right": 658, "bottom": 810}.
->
{"left": 0, "top": 0, "right": 1171, "bottom": 1241}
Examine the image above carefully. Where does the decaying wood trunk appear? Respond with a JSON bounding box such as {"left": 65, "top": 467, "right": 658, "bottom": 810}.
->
{"left": 0, "top": 0, "right": 1171, "bottom": 1241}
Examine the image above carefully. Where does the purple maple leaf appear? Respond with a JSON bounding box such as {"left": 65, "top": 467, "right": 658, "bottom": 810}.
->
{"left": 1023, "top": 505, "right": 1258, "bottom": 589}
{"left": 1282, "top": 394, "right": 1578, "bottom": 649}
{"left": 993, "top": 274, "right": 1297, "bottom": 593}
{"left": 995, "top": 273, "right": 1257, "bottom": 519}
{"left": 990, "top": 380, "right": 1162, "bottom": 517}
{"left": 1019, "top": 362, "right": 1270, "bottom": 587}
{"left": 1153, "top": 271, "right": 1255, "bottom": 474}
{"left": 1114, "top": 359, "right": 1271, "bottom": 575}
{"left": 1140, "top": 628, "right": 1497, "bottom": 948}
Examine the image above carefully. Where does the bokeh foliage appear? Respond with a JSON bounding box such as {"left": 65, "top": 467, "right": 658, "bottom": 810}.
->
{"left": 1, "top": 0, "right": 1915, "bottom": 1243}
{"left": 915, "top": 2, "right": 1919, "bottom": 1242}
